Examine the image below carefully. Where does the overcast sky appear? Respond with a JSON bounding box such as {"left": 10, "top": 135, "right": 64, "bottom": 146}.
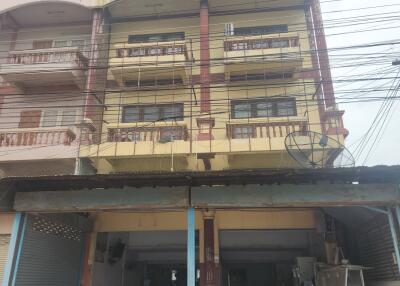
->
{"left": 321, "top": 0, "right": 400, "bottom": 166}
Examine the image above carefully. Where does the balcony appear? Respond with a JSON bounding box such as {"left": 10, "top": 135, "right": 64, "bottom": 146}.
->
{"left": 82, "top": 123, "right": 191, "bottom": 158}
{"left": 109, "top": 40, "right": 191, "bottom": 86}
{"left": 0, "top": 127, "right": 78, "bottom": 162}
{"left": 223, "top": 32, "right": 303, "bottom": 75}
{"left": 0, "top": 47, "right": 88, "bottom": 90}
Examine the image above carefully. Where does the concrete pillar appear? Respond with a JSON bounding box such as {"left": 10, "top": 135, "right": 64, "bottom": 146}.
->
{"left": 200, "top": 211, "right": 219, "bottom": 286}
{"left": 187, "top": 208, "right": 196, "bottom": 286}
{"left": 2, "top": 213, "right": 27, "bottom": 286}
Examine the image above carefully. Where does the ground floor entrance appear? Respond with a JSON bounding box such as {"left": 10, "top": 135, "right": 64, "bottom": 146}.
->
{"left": 2, "top": 207, "right": 400, "bottom": 286}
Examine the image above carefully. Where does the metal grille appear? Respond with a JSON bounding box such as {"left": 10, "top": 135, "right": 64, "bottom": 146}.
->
{"left": 31, "top": 216, "right": 82, "bottom": 242}
{"left": 357, "top": 215, "right": 400, "bottom": 282}
{"left": 13, "top": 214, "right": 86, "bottom": 286}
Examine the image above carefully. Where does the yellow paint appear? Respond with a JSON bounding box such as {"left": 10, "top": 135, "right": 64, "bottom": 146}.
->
{"left": 79, "top": 8, "right": 345, "bottom": 173}
{"left": 94, "top": 209, "right": 316, "bottom": 232}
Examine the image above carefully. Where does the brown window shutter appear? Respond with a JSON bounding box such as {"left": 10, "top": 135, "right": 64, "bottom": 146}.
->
{"left": 19, "top": 110, "right": 41, "bottom": 128}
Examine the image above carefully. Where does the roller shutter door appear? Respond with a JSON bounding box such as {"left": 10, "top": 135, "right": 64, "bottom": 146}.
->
{"left": 356, "top": 214, "right": 400, "bottom": 282}
{"left": 0, "top": 234, "right": 10, "bottom": 283}
{"left": 13, "top": 214, "right": 90, "bottom": 286}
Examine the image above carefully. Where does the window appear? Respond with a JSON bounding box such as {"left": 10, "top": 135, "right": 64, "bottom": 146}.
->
{"left": 128, "top": 32, "right": 185, "bottom": 43}
{"left": 40, "top": 109, "right": 78, "bottom": 127}
{"left": 125, "top": 78, "right": 184, "bottom": 87}
{"left": 19, "top": 110, "right": 42, "bottom": 128}
{"left": 232, "top": 102, "right": 251, "bottom": 119}
{"left": 234, "top": 25, "right": 288, "bottom": 36}
{"left": 41, "top": 110, "right": 58, "bottom": 127}
{"left": 277, "top": 100, "right": 296, "bottom": 116}
{"left": 61, "top": 110, "right": 77, "bottom": 126}
{"left": 53, "top": 39, "right": 86, "bottom": 49}
{"left": 122, "top": 104, "right": 184, "bottom": 123}
{"left": 232, "top": 126, "right": 254, "bottom": 139}
{"left": 230, "top": 72, "right": 293, "bottom": 82}
{"left": 231, "top": 98, "right": 296, "bottom": 119}
{"left": 53, "top": 40, "right": 69, "bottom": 48}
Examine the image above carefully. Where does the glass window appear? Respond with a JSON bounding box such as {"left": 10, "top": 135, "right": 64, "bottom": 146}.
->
{"left": 163, "top": 105, "right": 183, "bottom": 121}
{"left": 123, "top": 107, "right": 140, "bottom": 122}
{"left": 42, "top": 110, "right": 58, "bottom": 127}
{"left": 233, "top": 103, "right": 251, "bottom": 118}
{"left": 61, "top": 110, "right": 77, "bottom": 126}
{"left": 71, "top": 40, "right": 85, "bottom": 50}
{"left": 129, "top": 33, "right": 185, "bottom": 43}
{"left": 270, "top": 40, "right": 289, "bottom": 48}
{"left": 233, "top": 126, "right": 254, "bottom": 139}
{"left": 277, "top": 100, "right": 296, "bottom": 116}
{"left": 53, "top": 41, "right": 68, "bottom": 48}
{"left": 235, "top": 25, "right": 288, "bottom": 36}
{"left": 256, "top": 102, "right": 273, "bottom": 117}
{"left": 143, "top": 106, "right": 160, "bottom": 121}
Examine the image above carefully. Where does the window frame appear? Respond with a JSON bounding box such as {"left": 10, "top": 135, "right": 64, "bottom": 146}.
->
{"left": 234, "top": 25, "right": 289, "bottom": 36}
{"left": 128, "top": 32, "right": 185, "bottom": 43}
{"left": 231, "top": 98, "right": 297, "bottom": 119}
{"left": 122, "top": 104, "right": 184, "bottom": 123}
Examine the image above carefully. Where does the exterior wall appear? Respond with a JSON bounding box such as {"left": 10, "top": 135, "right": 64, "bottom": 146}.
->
{"left": 93, "top": 209, "right": 317, "bottom": 232}
{"left": 82, "top": 7, "right": 335, "bottom": 173}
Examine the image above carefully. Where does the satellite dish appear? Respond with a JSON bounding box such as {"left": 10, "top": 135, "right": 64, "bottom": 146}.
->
{"left": 285, "top": 131, "right": 355, "bottom": 168}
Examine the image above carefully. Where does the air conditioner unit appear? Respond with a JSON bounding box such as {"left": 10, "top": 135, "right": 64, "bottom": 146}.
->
{"left": 224, "top": 23, "right": 234, "bottom": 36}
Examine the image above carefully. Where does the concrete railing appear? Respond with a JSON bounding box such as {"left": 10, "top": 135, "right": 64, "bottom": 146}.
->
{"left": 224, "top": 32, "right": 300, "bottom": 52}
{"left": 0, "top": 128, "right": 76, "bottom": 147}
{"left": 108, "top": 125, "right": 189, "bottom": 142}
{"left": 7, "top": 47, "right": 88, "bottom": 69}
{"left": 227, "top": 119, "right": 308, "bottom": 139}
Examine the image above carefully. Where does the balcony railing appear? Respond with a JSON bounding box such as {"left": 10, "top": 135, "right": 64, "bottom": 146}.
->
{"left": 7, "top": 47, "right": 88, "bottom": 69}
{"left": 108, "top": 125, "right": 189, "bottom": 143}
{"left": 114, "top": 40, "right": 190, "bottom": 62}
{"left": 224, "top": 33, "right": 300, "bottom": 52}
{"left": 227, "top": 120, "right": 308, "bottom": 139}
{"left": 0, "top": 128, "right": 76, "bottom": 147}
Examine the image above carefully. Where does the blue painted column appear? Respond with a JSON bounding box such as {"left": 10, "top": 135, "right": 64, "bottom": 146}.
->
{"left": 187, "top": 208, "right": 195, "bottom": 286}
{"left": 2, "top": 213, "right": 25, "bottom": 286}
{"left": 395, "top": 206, "right": 400, "bottom": 233}
{"left": 387, "top": 207, "right": 400, "bottom": 274}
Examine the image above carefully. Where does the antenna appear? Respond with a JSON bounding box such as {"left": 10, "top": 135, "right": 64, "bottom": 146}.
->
{"left": 285, "top": 131, "right": 355, "bottom": 168}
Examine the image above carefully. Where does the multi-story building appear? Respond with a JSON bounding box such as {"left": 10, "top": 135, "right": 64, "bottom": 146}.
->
{"left": 0, "top": 2, "right": 398, "bottom": 286}
{"left": 79, "top": 0, "right": 348, "bottom": 173}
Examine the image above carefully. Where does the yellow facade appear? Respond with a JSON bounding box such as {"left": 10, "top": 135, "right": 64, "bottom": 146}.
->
{"left": 78, "top": 7, "right": 344, "bottom": 173}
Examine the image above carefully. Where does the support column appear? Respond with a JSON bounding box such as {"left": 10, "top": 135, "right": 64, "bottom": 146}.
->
{"left": 198, "top": 0, "right": 215, "bottom": 140}
{"left": 200, "top": 212, "right": 219, "bottom": 286}
{"left": 187, "top": 208, "right": 196, "bottom": 286}
{"left": 309, "top": 0, "right": 336, "bottom": 109}
{"left": 387, "top": 207, "right": 400, "bottom": 274}
{"left": 2, "top": 213, "right": 27, "bottom": 286}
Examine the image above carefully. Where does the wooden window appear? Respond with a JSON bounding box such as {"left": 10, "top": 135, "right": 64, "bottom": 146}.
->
{"left": 19, "top": 110, "right": 41, "bottom": 128}
{"left": 231, "top": 98, "right": 296, "bottom": 119}
{"left": 122, "top": 104, "right": 184, "bottom": 123}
